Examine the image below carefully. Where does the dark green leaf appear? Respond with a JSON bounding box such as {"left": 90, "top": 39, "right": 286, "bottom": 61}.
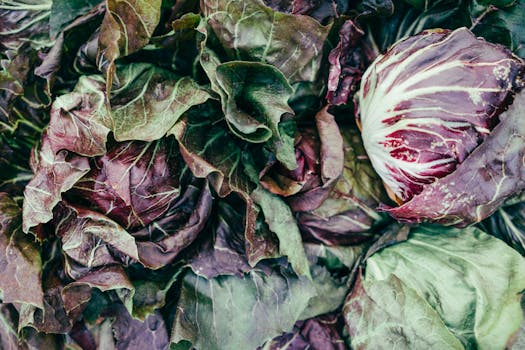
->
{"left": 129, "top": 265, "right": 183, "bottom": 320}
{"left": 215, "top": 61, "right": 296, "bottom": 167}
{"left": 479, "top": 198, "right": 525, "bottom": 255}
{"left": 49, "top": 0, "right": 102, "bottom": 38}
{"left": 471, "top": 0, "right": 525, "bottom": 58}
{"left": 251, "top": 187, "right": 311, "bottom": 277}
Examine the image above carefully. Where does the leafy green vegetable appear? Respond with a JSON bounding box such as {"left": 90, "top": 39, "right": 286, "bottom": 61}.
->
{"left": 345, "top": 224, "right": 525, "bottom": 349}
{"left": 3, "top": 0, "right": 525, "bottom": 348}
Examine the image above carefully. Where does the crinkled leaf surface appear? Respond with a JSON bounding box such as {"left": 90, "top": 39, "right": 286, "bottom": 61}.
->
{"left": 170, "top": 102, "right": 252, "bottom": 198}
{"left": 215, "top": 61, "right": 296, "bottom": 168}
{"left": 97, "top": 0, "right": 162, "bottom": 88}
{"left": 47, "top": 74, "right": 110, "bottom": 156}
{"left": 109, "top": 63, "right": 211, "bottom": 142}
{"left": 171, "top": 267, "right": 316, "bottom": 350}
{"left": 297, "top": 126, "right": 390, "bottom": 245}
{"left": 55, "top": 203, "right": 140, "bottom": 270}
{"left": 345, "top": 224, "right": 525, "bottom": 349}
{"left": 345, "top": 272, "right": 464, "bottom": 350}
{"left": 0, "top": 193, "right": 43, "bottom": 308}
{"left": 47, "top": 63, "right": 210, "bottom": 155}
{"left": 201, "top": 0, "right": 331, "bottom": 83}
{"left": 260, "top": 107, "right": 344, "bottom": 212}
{"left": 71, "top": 139, "right": 183, "bottom": 230}
{"left": 22, "top": 134, "right": 90, "bottom": 232}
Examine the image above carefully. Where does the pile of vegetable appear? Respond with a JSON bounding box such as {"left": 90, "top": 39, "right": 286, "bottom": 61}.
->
{"left": 1, "top": 0, "right": 525, "bottom": 348}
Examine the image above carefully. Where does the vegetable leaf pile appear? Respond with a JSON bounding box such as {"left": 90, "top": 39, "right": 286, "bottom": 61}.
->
{"left": 1, "top": 0, "right": 525, "bottom": 349}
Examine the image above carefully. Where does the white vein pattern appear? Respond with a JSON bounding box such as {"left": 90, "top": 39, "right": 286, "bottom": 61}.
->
{"left": 357, "top": 28, "right": 523, "bottom": 202}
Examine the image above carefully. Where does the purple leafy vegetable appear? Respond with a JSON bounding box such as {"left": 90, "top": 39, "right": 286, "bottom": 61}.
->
{"left": 357, "top": 27, "right": 525, "bottom": 225}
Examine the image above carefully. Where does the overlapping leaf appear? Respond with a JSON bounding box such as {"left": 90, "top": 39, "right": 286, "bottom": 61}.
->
{"left": 201, "top": 0, "right": 331, "bottom": 83}
{"left": 344, "top": 224, "right": 525, "bottom": 349}
{"left": 171, "top": 267, "right": 316, "bottom": 350}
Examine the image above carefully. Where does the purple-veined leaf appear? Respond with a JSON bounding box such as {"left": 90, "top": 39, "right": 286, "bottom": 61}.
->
{"left": 54, "top": 203, "right": 140, "bottom": 273}
{"left": 46, "top": 75, "right": 110, "bottom": 157}
{"left": 259, "top": 313, "right": 347, "bottom": 350}
{"left": 71, "top": 139, "right": 183, "bottom": 230}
